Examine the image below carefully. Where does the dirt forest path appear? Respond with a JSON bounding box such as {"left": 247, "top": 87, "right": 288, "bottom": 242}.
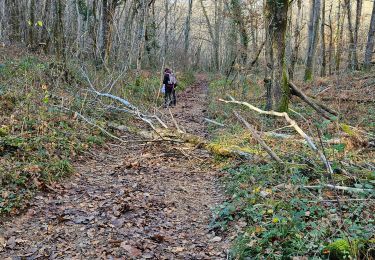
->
{"left": 0, "top": 77, "right": 230, "bottom": 259}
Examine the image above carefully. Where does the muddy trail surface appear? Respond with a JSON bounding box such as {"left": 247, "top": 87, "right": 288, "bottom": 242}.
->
{"left": 0, "top": 79, "right": 229, "bottom": 259}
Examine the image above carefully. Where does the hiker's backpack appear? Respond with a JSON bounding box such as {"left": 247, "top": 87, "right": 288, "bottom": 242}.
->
{"left": 168, "top": 73, "right": 177, "bottom": 85}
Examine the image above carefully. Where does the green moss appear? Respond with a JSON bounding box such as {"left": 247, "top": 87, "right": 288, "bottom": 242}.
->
{"left": 304, "top": 68, "right": 313, "bottom": 82}
{"left": 325, "top": 239, "right": 352, "bottom": 259}
{"left": 340, "top": 123, "right": 355, "bottom": 136}
{"left": 277, "top": 63, "right": 290, "bottom": 112}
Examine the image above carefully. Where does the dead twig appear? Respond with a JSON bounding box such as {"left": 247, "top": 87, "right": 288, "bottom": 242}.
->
{"left": 204, "top": 118, "right": 225, "bottom": 127}
{"left": 303, "top": 184, "right": 374, "bottom": 193}
{"left": 234, "top": 111, "right": 284, "bottom": 166}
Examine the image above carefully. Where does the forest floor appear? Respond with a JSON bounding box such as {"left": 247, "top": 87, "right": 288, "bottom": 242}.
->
{"left": 0, "top": 78, "right": 230, "bottom": 259}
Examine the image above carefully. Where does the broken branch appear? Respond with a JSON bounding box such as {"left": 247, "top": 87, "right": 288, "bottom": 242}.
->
{"left": 219, "top": 97, "right": 334, "bottom": 175}
{"left": 234, "top": 111, "right": 284, "bottom": 165}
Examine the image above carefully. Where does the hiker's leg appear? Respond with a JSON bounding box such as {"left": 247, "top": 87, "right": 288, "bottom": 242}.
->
{"left": 164, "top": 90, "right": 169, "bottom": 107}
{"left": 172, "top": 88, "right": 176, "bottom": 106}
{"left": 164, "top": 87, "right": 172, "bottom": 107}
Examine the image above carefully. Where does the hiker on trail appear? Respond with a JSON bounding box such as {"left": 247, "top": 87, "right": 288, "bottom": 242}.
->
{"left": 163, "top": 68, "right": 178, "bottom": 107}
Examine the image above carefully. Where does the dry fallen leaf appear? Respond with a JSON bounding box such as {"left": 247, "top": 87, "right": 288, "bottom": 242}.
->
{"left": 0, "top": 236, "right": 5, "bottom": 252}
{"left": 210, "top": 236, "right": 222, "bottom": 242}
{"left": 172, "top": 246, "right": 185, "bottom": 253}
{"left": 120, "top": 242, "right": 142, "bottom": 257}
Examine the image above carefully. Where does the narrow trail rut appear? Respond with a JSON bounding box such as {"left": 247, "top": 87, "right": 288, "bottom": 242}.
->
{"left": 0, "top": 79, "right": 229, "bottom": 259}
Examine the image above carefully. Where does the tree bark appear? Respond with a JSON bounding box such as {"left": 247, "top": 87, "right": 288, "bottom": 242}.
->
{"left": 344, "top": 0, "right": 359, "bottom": 70}
{"left": 200, "top": 0, "right": 219, "bottom": 70}
{"left": 335, "top": 1, "right": 345, "bottom": 73}
{"left": 54, "top": 0, "right": 66, "bottom": 62}
{"left": 304, "top": 0, "right": 321, "bottom": 81}
{"left": 264, "top": 0, "right": 290, "bottom": 112}
{"left": 364, "top": 0, "right": 375, "bottom": 68}
{"left": 320, "top": 0, "right": 326, "bottom": 77}
{"left": 289, "top": 0, "right": 302, "bottom": 80}
{"left": 136, "top": 0, "right": 147, "bottom": 71}
{"left": 328, "top": 2, "right": 333, "bottom": 75}
{"left": 28, "top": 0, "right": 36, "bottom": 49}
{"left": 184, "top": 0, "right": 193, "bottom": 62}
{"left": 163, "top": 0, "right": 169, "bottom": 59}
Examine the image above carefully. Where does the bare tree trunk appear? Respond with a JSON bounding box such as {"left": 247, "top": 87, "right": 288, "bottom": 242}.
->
{"left": 214, "top": 0, "right": 222, "bottom": 70}
{"left": 28, "top": 0, "right": 36, "bottom": 49}
{"left": 344, "top": 0, "right": 358, "bottom": 70}
{"left": 320, "top": 0, "right": 326, "bottom": 76}
{"left": 136, "top": 0, "right": 147, "bottom": 71}
{"left": 145, "top": 0, "right": 158, "bottom": 68}
{"left": 101, "top": 0, "right": 108, "bottom": 64}
{"left": 5, "top": 0, "right": 21, "bottom": 42}
{"left": 328, "top": 2, "right": 333, "bottom": 75}
{"left": 184, "top": 0, "right": 193, "bottom": 62}
{"left": 40, "top": 0, "right": 52, "bottom": 53}
{"left": 231, "top": 0, "right": 248, "bottom": 65}
{"left": 354, "top": 0, "right": 362, "bottom": 65}
{"left": 364, "top": 0, "right": 375, "bottom": 68}
{"left": 54, "top": 0, "right": 66, "bottom": 62}
{"left": 200, "top": 0, "right": 219, "bottom": 70}
{"left": 75, "top": 0, "right": 83, "bottom": 56}
{"left": 0, "top": 0, "right": 4, "bottom": 39}
{"left": 335, "top": 1, "right": 345, "bottom": 73}
{"left": 304, "top": 0, "right": 321, "bottom": 81}
{"left": 264, "top": 0, "right": 290, "bottom": 112}
{"left": 289, "top": 0, "right": 302, "bottom": 80}
{"left": 163, "top": 0, "right": 168, "bottom": 59}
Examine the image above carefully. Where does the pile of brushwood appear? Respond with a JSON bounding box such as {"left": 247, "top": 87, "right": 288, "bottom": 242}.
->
{"left": 207, "top": 72, "right": 374, "bottom": 259}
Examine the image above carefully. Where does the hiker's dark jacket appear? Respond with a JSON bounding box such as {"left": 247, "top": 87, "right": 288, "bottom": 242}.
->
{"left": 163, "top": 73, "right": 178, "bottom": 88}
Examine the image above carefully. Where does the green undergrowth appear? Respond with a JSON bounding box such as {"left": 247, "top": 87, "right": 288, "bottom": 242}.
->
{"left": 207, "top": 75, "right": 375, "bottom": 259}
{"left": 213, "top": 163, "right": 374, "bottom": 259}
{"left": 0, "top": 51, "right": 195, "bottom": 216}
{"left": 0, "top": 55, "right": 105, "bottom": 215}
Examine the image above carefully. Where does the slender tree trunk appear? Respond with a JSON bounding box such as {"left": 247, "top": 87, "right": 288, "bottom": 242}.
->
{"left": 101, "top": 0, "right": 108, "bottom": 64}
{"left": 54, "top": 0, "right": 66, "bottom": 62}
{"left": 200, "top": 0, "right": 219, "bottom": 70}
{"left": 320, "top": 0, "right": 326, "bottom": 76}
{"left": 335, "top": 1, "right": 345, "bottom": 73}
{"left": 0, "top": 0, "right": 4, "bottom": 39}
{"left": 40, "top": 0, "right": 52, "bottom": 53}
{"left": 184, "top": 0, "right": 193, "bottom": 62}
{"left": 145, "top": 1, "right": 158, "bottom": 68}
{"left": 75, "top": 0, "right": 82, "bottom": 56}
{"left": 328, "top": 2, "right": 333, "bottom": 75}
{"left": 364, "top": 0, "right": 375, "bottom": 68}
{"left": 264, "top": 0, "right": 290, "bottom": 112}
{"left": 344, "top": 0, "right": 358, "bottom": 70}
{"left": 354, "top": 0, "right": 362, "bottom": 58}
{"left": 163, "top": 0, "right": 168, "bottom": 59}
{"left": 289, "top": 0, "right": 302, "bottom": 80}
{"left": 304, "top": 0, "right": 321, "bottom": 81}
{"left": 214, "top": 0, "right": 222, "bottom": 70}
{"left": 28, "top": 0, "right": 36, "bottom": 49}
{"left": 136, "top": 0, "right": 147, "bottom": 71}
